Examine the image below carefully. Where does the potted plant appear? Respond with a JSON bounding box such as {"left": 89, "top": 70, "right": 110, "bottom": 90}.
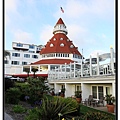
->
{"left": 60, "top": 88, "right": 65, "bottom": 97}
{"left": 105, "top": 94, "right": 115, "bottom": 113}
{"left": 75, "top": 90, "right": 82, "bottom": 103}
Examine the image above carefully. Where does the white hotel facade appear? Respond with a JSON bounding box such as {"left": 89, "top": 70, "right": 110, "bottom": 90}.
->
{"left": 5, "top": 18, "right": 116, "bottom": 102}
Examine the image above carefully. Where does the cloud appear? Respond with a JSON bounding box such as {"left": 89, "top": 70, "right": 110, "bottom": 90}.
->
{"left": 67, "top": 24, "right": 89, "bottom": 47}
{"left": 12, "top": 29, "right": 34, "bottom": 44}
{"left": 54, "top": 0, "right": 114, "bottom": 21}
{"left": 39, "top": 25, "right": 53, "bottom": 44}
{"left": 5, "top": 0, "right": 19, "bottom": 12}
{"left": 102, "top": 34, "right": 107, "bottom": 39}
{"left": 89, "top": 50, "right": 105, "bottom": 57}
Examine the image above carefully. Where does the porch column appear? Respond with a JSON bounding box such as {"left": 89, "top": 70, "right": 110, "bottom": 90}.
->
{"left": 65, "top": 83, "right": 73, "bottom": 97}
{"left": 70, "top": 62, "right": 72, "bottom": 78}
{"left": 48, "top": 65, "right": 50, "bottom": 71}
{"left": 81, "top": 59, "right": 83, "bottom": 77}
{"left": 21, "top": 66, "right": 23, "bottom": 73}
{"left": 60, "top": 65, "right": 63, "bottom": 79}
{"left": 110, "top": 47, "right": 114, "bottom": 74}
{"left": 38, "top": 65, "right": 40, "bottom": 72}
{"left": 30, "top": 66, "right": 31, "bottom": 72}
{"left": 112, "top": 82, "right": 115, "bottom": 97}
{"left": 97, "top": 53, "right": 100, "bottom": 76}
{"left": 54, "top": 83, "right": 60, "bottom": 94}
{"left": 90, "top": 55, "right": 92, "bottom": 76}
{"left": 65, "top": 63, "right": 67, "bottom": 79}
{"left": 59, "top": 65, "right": 62, "bottom": 79}
{"left": 58, "top": 67, "right": 60, "bottom": 79}
{"left": 55, "top": 67, "right": 57, "bottom": 79}
{"left": 74, "top": 62, "right": 76, "bottom": 78}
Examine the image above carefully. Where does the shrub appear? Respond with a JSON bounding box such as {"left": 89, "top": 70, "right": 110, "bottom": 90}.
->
{"left": 25, "top": 97, "right": 79, "bottom": 120}
{"left": 5, "top": 78, "right": 15, "bottom": 91}
{"left": 5, "top": 87, "right": 21, "bottom": 104}
{"left": 25, "top": 107, "right": 40, "bottom": 120}
{"left": 84, "top": 111, "right": 114, "bottom": 120}
{"left": 25, "top": 77, "right": 52, "bottom": 105}
{"left": 15, "top": 82, "right": 30, "bottom": 101}
{"left": 13, "top": 105, "right": 27, "bottom": 113}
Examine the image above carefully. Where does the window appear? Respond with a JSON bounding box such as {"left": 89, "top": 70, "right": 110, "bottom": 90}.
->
{"left": 76, "top": 85, "right": 81, "bottom": 91}
{"left": 98, "top": 86, "right": 103, "bottom": 99}
{"left": 29, "top": 45, "right": 34, "bottom": 49}
{"left": 32, "top": 55, "right": 38, "bottom": 59}
{"left": 50, "top": 43, "right": 54, "bottom": 47}
{"left": 22, "top": 62, "right": 27, "bottom": 65}
{"left": 17, "top": 43, "right": 23, "bottom": 47}
{"left": 4, "top": 60, "right": 9, "bottom": 64}
{"left": 65, "top": 54, "right": 67, "bottom": 57}
{"left": 60, "top": 38, "right": 63, "bottom": 40}
{"left": 29, "top": 51, "right": 35, "bottom": 53}
{"left": 70, "top": 45, "right": 74, "bottom": 48}
{"left": 53, "top": 38, "right": 56, "bottom": 41}
{"left": 12, "top": 53, "right": 20, "bottom": 57}
{"left": 92, "top": 86, "right": 97, "bottom": 98}
{"left": 106, "top": 87, "right": 110, "bottom": 95}
{"left": 60, "top": 43, "right": 64, "bottom": 47}
{"left": 11, "top": 61, "right": 19, "bottom": 65}
{"left": 24, "top": 54, "right": 30, "bottom": 58}
{"left": 92, "top": 86, "right": 104, "bottom": 99}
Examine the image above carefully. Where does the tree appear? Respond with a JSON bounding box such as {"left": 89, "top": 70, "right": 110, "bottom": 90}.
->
{"left": 26, "top": 77, "right": 52, "bottom": 105}
{"left": 24, "top": 68, "right": 30, "bottom": 77}
{"left": 32, "top": 68, "right": 38, "bottom": 78}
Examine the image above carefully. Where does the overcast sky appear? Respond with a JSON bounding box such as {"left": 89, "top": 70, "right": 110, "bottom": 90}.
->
{"left": 5, "top": 0, "right": 115, "bottom": 58}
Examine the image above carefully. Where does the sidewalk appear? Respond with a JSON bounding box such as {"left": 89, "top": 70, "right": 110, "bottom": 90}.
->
{"left": 90, "top": 106, "right": 116, "bottom": 115}
{"left": 4, "top": 112, "right": 13, "bottom": 120}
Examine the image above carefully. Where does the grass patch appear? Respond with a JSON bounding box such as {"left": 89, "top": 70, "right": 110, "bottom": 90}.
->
{"left": 15, "top": 82, "right": 29, "bottom": 87}
{"left": 80, "top": 104, "right": 116, "bottom": 120}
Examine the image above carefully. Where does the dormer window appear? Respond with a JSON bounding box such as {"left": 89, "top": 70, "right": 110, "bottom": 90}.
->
{"left": 70, "top": 45, "right": 74, "bottom": 48}
{"left": 53, "top": 38, "right": 56, "bottom": 41}
{"left": 60, "top": 43, "right": 64, "bottom": 47}
{"left": 50, "top": 43, "right": 54, "bottom": 47}
{"left": 60, "top": 38, "right": 63, "bottom": 40}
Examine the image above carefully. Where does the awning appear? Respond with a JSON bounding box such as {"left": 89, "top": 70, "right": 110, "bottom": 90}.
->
{"left": 12, "top": 74, "right": 48, "bottom": 78}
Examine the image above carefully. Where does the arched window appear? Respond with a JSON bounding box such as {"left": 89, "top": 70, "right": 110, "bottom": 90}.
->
{"left": 50, "top": 43, "right": 54, "bottom": 47}
{"left": 53, "top": 38, "right": 56, "bottom": 41}
{"left": 60, "top": 43, "right": 64, "bottom": 47}
{"left": 70, "top": 45, "right": 74, "bottom": 48}
{"left": 60, "top": 38, "right": 63, "bottom": 40}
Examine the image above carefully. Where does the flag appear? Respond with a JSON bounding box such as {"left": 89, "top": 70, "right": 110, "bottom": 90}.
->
{"left": 60, "top": 7, "right": 64, "bottom": 13}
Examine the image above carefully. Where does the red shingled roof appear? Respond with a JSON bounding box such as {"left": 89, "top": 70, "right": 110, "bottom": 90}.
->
{"left": 13, "top": 74, "right": 48, "bottom": 78}
{"left": 40, "top": 33, "right": 81, "bottom": 55}
{"left": 56, "top": 18, "right": 65, "bottom": 25}
{"left": 30, "top": 59, "right": 74, "bottom": 65}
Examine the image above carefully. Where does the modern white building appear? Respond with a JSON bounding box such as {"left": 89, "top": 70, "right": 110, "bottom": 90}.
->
{"left": 5, "top": 42, "right": 44, "bottom": 76}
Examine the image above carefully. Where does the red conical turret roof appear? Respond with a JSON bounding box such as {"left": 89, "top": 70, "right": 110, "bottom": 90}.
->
{"left": 40, "top": 18, "right": 81, "bottom": 55}
{"left": 40, "top": 33, "right": 81, "bottom": 55}
{"left": 56, "top": 18, "right": 65, "bottom": 25}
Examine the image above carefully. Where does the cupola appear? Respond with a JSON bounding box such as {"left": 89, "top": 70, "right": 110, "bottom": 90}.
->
{"left": 53, "top": 18, "right": 68, "bottom": 35}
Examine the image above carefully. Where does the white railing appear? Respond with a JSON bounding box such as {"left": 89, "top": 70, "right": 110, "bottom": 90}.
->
{"left": 48, "top": 62, "right": 115, "bottom": 80}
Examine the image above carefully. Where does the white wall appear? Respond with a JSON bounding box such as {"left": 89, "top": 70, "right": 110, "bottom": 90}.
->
{"left": 82, "top": 83, "right": 91, "bottom": 101}
{"left": 65, "top": 84, "right": 75, "bottom": 97}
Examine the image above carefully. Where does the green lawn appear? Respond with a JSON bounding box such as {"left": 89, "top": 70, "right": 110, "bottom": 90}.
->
{"left": 80, "top": 104, "right": 116, "bottom": 120}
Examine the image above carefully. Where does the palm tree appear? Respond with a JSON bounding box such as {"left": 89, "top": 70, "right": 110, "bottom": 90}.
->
{"left": 24, "top": 68, "right": 30, "bottom": 77}
{"left": 4, "top": 50, "right": 10, "bottom": 59}
{"left": 32, "top": 68, "right": 38, "bottom": 78}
